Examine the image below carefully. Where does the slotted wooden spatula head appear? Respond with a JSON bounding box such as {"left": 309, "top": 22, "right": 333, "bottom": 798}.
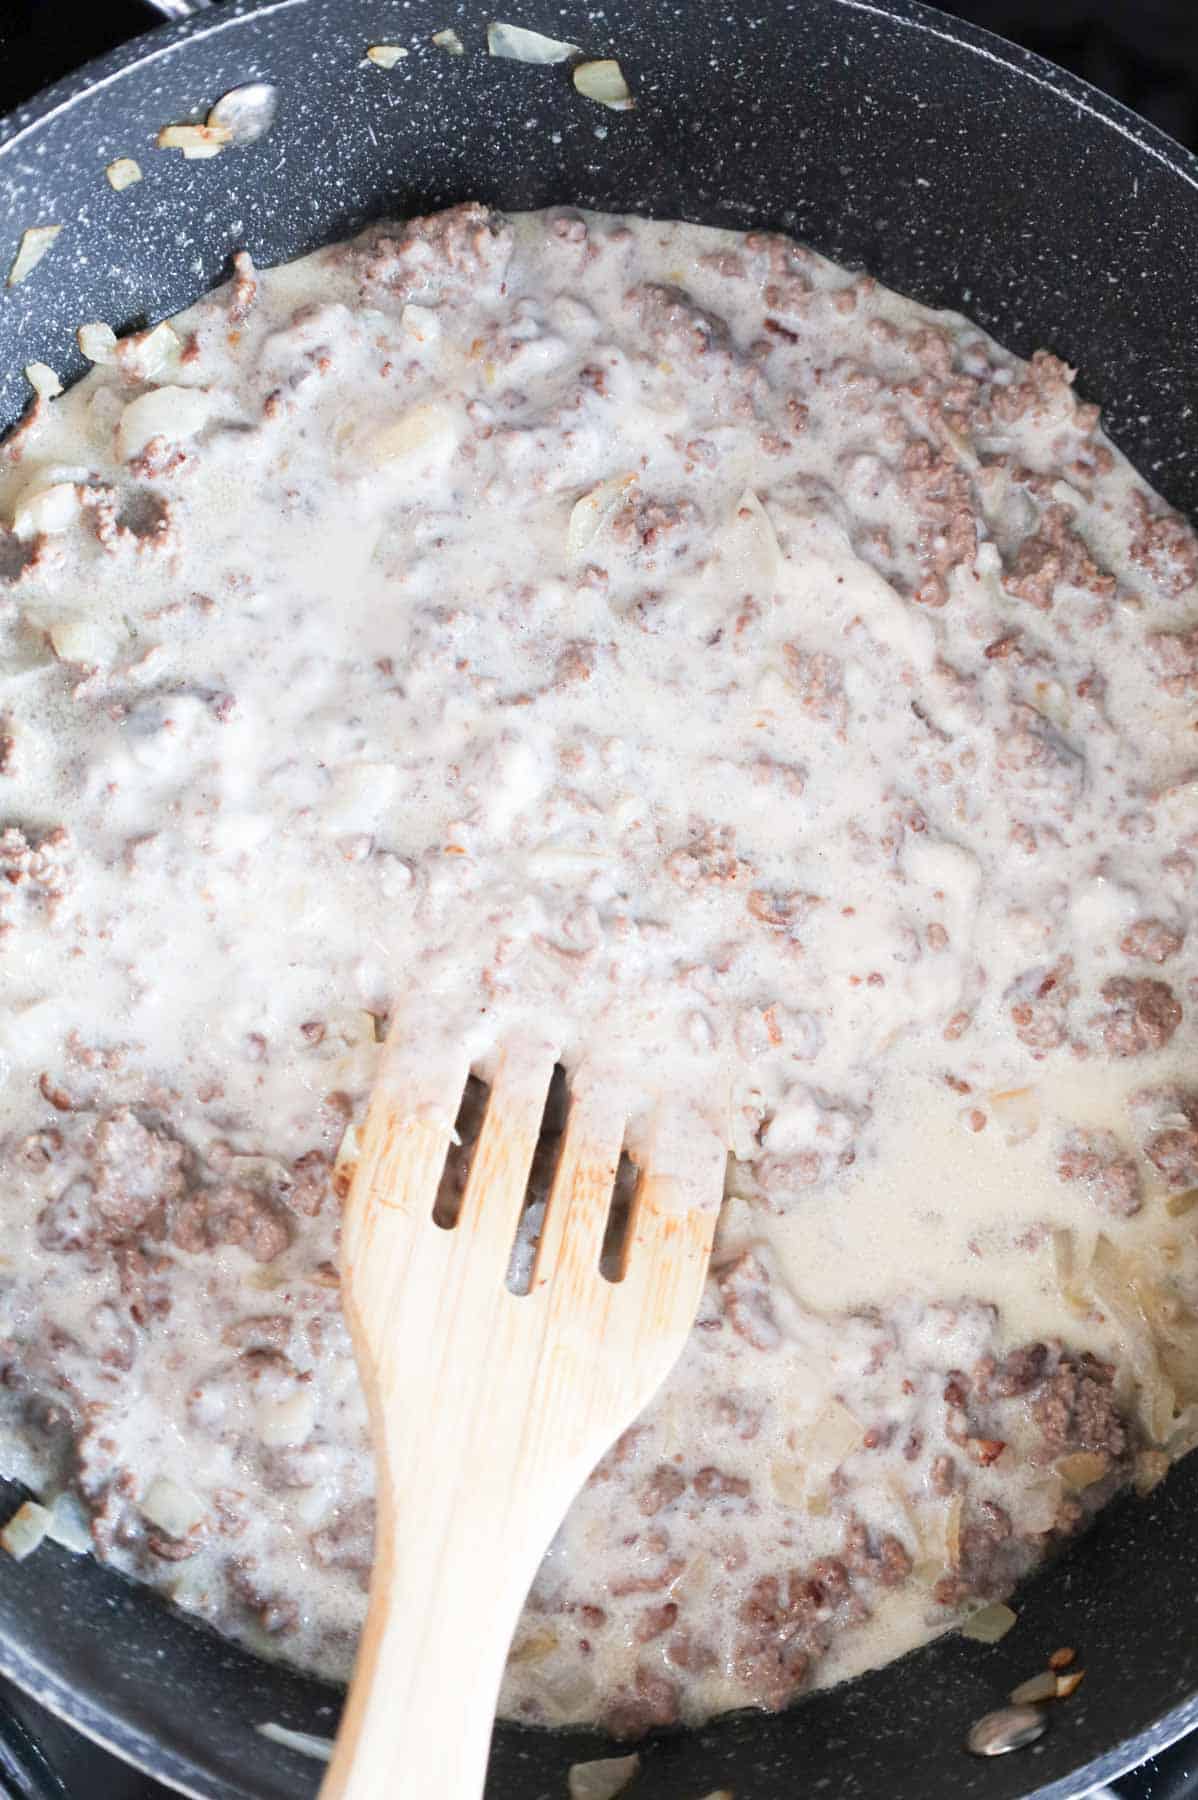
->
{"left": 319, "top": 1038, "right": 722, "bottom": 1800}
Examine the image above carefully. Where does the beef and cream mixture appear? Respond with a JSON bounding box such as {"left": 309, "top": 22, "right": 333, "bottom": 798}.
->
{"left": 1, "top": 204, "right": 1197, "bottom": 1734}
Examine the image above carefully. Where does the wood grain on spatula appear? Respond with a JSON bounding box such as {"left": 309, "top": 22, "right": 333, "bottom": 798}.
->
{"left": 319, "top": 1039, "right": 721, "bottom": 1800}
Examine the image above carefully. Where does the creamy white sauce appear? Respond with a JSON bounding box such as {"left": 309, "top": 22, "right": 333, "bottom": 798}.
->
{"left": 0, "top": 206, "right": 1195, "bottom": 1730}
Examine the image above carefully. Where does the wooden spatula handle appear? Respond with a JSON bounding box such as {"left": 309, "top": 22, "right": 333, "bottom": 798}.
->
{"left": 319, "top": 1487, "right": 553, "bottom": 1800}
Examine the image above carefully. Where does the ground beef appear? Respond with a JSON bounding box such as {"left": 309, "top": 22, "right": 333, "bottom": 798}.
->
{"left": 1002, "top": 503, "right": 1115, "bottom": 610}
{"left": 229, "top": 1560, "right": 300, "bottom": 1637}
{"left": 1094, "top": 977, "right": 1182, "bottom": 1058}
{"left": 933, "top": 1346, "right": 1135, "bottom": 1609}
{"left": 986, "top": 349, "right": 1084, "bottom": 430}
{"left": 1032, "top": 1351, "right": 1126, "bottom": 1459}
{"left": 976, "top": 1342, "right": 1049, "bottom": 1399}
{"left": 693, "top": 1466, "right": 751, "bottom": 1501}
{"left": 1120, "top": 918, "right": 1185, "bottom": 964}
{"left": 1130, "top": 1087, "right": 1198, "bottom": 1190}
{"left": 635, "top": 1601, "right": 679, "bottom": 1642}
{"left": 0, "top": 526, "right": 46, "bottom": 586}
{"left": 735, "top": 1572, "right": 818, "bottom": 1698}
{"left": 995, "top": 708, "right": 1083, "bottom": 810}
{"left": 665, "top": 824, "right": 742, "bottom": 889}
{"left": 284, "top": 1149, "right": 331, "bottom": 1217}
{"left": 173, "top": 1183, "right": 291, "bottom": 1263}
{"left": 731, "top": 1551, "right": 874, "bottom": 1712}
{"left": 1129, "top": 489, "right": 1198, "bottom": 598}
{"left": 631, "top": 283, "right": 731, "bottom": 361}
{"left": 228, "top": 250, "right": 258, "bottom": 323}
{"left": 350, "top": 202, "right": 513, "bottom": 304}
{"left": 899, "top": 439, "right": 978, "bottom": 610}
{"left": 1008, "top": 961, "right": 1074, "bottom": 1053}
{"left": 603, "top": 1666, "right": 681, "bottom": 1739}
{"left": 609, "top": 494, "right": 698, "bottom": 559}
{"left": 1056, "top": 1127, "right": 1143, "bottom": 1218}
{"left": 310, "top": 1499, "right": 374, "bottom": 1573}
{"left": 0, "top": 824, "right": 72, "bottom": 931}
{"left": 934, "top": 1500, "right": 1029, "bottom": 1605}
{"left": 90, "top": 1110, "right": 186, "bottom": 1232}
{"left": 36, "top": 1177, "right": 94, "bottom": 1253}
{"left": 638, "top": 1465, "right": 686, "bottom": 1516}
{"left": 1148, "top": 627, "right": 1198, "bottom": 697}
{"left": 781, "top": 644, "right": 847, "bottom": 728}
{"left": 716, "top": 1251, "right": 782, "bottom": 1350}
{"left": 842, "top": 1518, "right": 912, "bottom": 1587}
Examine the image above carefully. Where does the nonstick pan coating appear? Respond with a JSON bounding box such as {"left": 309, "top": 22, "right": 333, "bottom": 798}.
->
{"left": 1, "top": 3, "right": 1197, "bottom": 1796}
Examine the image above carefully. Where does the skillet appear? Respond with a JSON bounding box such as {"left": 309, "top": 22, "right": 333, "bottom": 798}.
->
{"left": 2, "top": 2, "right": 1198, "bottom": 1794}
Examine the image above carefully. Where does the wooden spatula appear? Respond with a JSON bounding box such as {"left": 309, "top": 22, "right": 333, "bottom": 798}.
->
{"left": 319, "top": 1038, "right": 721, "bottom": 1800}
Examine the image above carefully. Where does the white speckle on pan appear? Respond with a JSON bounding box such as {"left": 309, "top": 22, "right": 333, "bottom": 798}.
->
{"left": 834, "top": 0, "right": 1198, "bottom": 197}
{"left": 0, "top": 0, "right": 307, "bottom": 161}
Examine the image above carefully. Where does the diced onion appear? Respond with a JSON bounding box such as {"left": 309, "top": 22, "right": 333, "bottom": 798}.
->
{"left": 1167, "top": 1402, "right": 1198, "bottom": 1461}
{"left": 256, "top": 1723, "right": 333, "bottom": 1762}
{"left": 45, "top": 1491, "right": 93, "bottom": 1554}
{"left": 1055, "top": 1450, "right": 1109, "bottom": 1491}
{"left": 119, "top": 321, "right": 182, "bottom": 380}
{"left": 1020, "top": 1475, "right": 1063, "bottom": 1533}
{"left": 0, "top": 1500, "right": 51, "bottom": 1561}
{"left": 14, "top": 482, "right": 80, "bottom": 540}
{"left": 367, "top": 44, "right": 409, "bottom": 67}
{"left": 508, "top": 1626, "right": 558, "bottom": 1665}
{"left": 25, "top": 361, "right": 62, "bottom": 400}
{"left": 343, "top": 404, "right": 456, "bottom": 474}
{"left": 942, "top": 1492, "right": 963, "bottom": 1567}
{"left": 1031, "top": 676, "right": 1071, "bottom": 732}
{"left": 1051, "top": 1227, "right": 1089, "bottom": 1319}
{"left": 732, "top": 487, "right": 784, "bottom": 589}
{"left": 206, "top": 84, "right": 279, "bottom": 144}
{"left": 330, "top": 1009, "right": 377, "bottom": 1048}
{"left": 1010, "top": 1670, "right": 1057, "bottom": 1705}
{"left": 432, "top": 28, "right": 465, "bottom": 54}
{"left": 116, "top": 385, "right": 211, "bottom": 461}
{"left": 1089, "top": 1234, "right": 1176, "bottom": 1443}
{"left": 258, "top": 1387, "right": 317, "bottom": 1448}
{"left": 805, "top": 1400, "right": 864, "bottom": 1471}
{"left": 1134, "top": 1447, "right": 1171, "bottom": 1495}
{"left": 8, "top": 225, "right": 62, "bottom": 288}
{"left": 1055, "top": 1670, "right": 1086, "bottom": 1698}
{"left": 105, "top": 158, "right": 143, "bottom": 192}
{"left": 487, "top": 21, "right": 580, "bottom": 63}
{"left": 567, "top": 1755, "right": 641, "bottom": 1800}
{"left": 960, "top": 1600, "right": 1017, "bottom": 1643}
{"left": 566, "top": 472, "right": 636, "bottom": 560}
{"left": 157, "top": 122, "right": 234, "bottom": 159}
{"left": 988, "top": 1085, "right": 1040, "bottom": 1146}
{"left": 49, "top": 615, "right": 118, "bottom": 669}
{"left": 572, "top": 58, "right": 635, "bottom": 111}
{"left": 333, "top": 1120, "right": 361, "bottom": 1197}
{"left": 141, "top": 1476, "right": 206, "bottom": 1538}
{"left": 769, "top": 1459, "right": 806, "bottom": 1507}
{"left": 400, "top": 304, "right": 440, "bottom": 344}
{"left": 912, "top": 1556, "right": 944, "bottom": 1588}
{"left": 78, "top": 321, "right": 118, "bottom": 365}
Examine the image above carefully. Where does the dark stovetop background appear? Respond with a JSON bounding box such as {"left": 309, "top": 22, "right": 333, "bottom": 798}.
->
{"left": 0, "top": 0, "right": 1196, "bottom": 1796}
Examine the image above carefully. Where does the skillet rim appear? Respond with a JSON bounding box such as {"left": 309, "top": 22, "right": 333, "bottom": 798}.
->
{"left": 1, "top": 2, "right": 1197, "bottom": 1796}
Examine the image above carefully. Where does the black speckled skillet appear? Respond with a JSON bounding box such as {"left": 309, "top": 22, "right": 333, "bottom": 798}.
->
{"left": 1, "top": 2, "right": 1197, "bottom": 1795}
